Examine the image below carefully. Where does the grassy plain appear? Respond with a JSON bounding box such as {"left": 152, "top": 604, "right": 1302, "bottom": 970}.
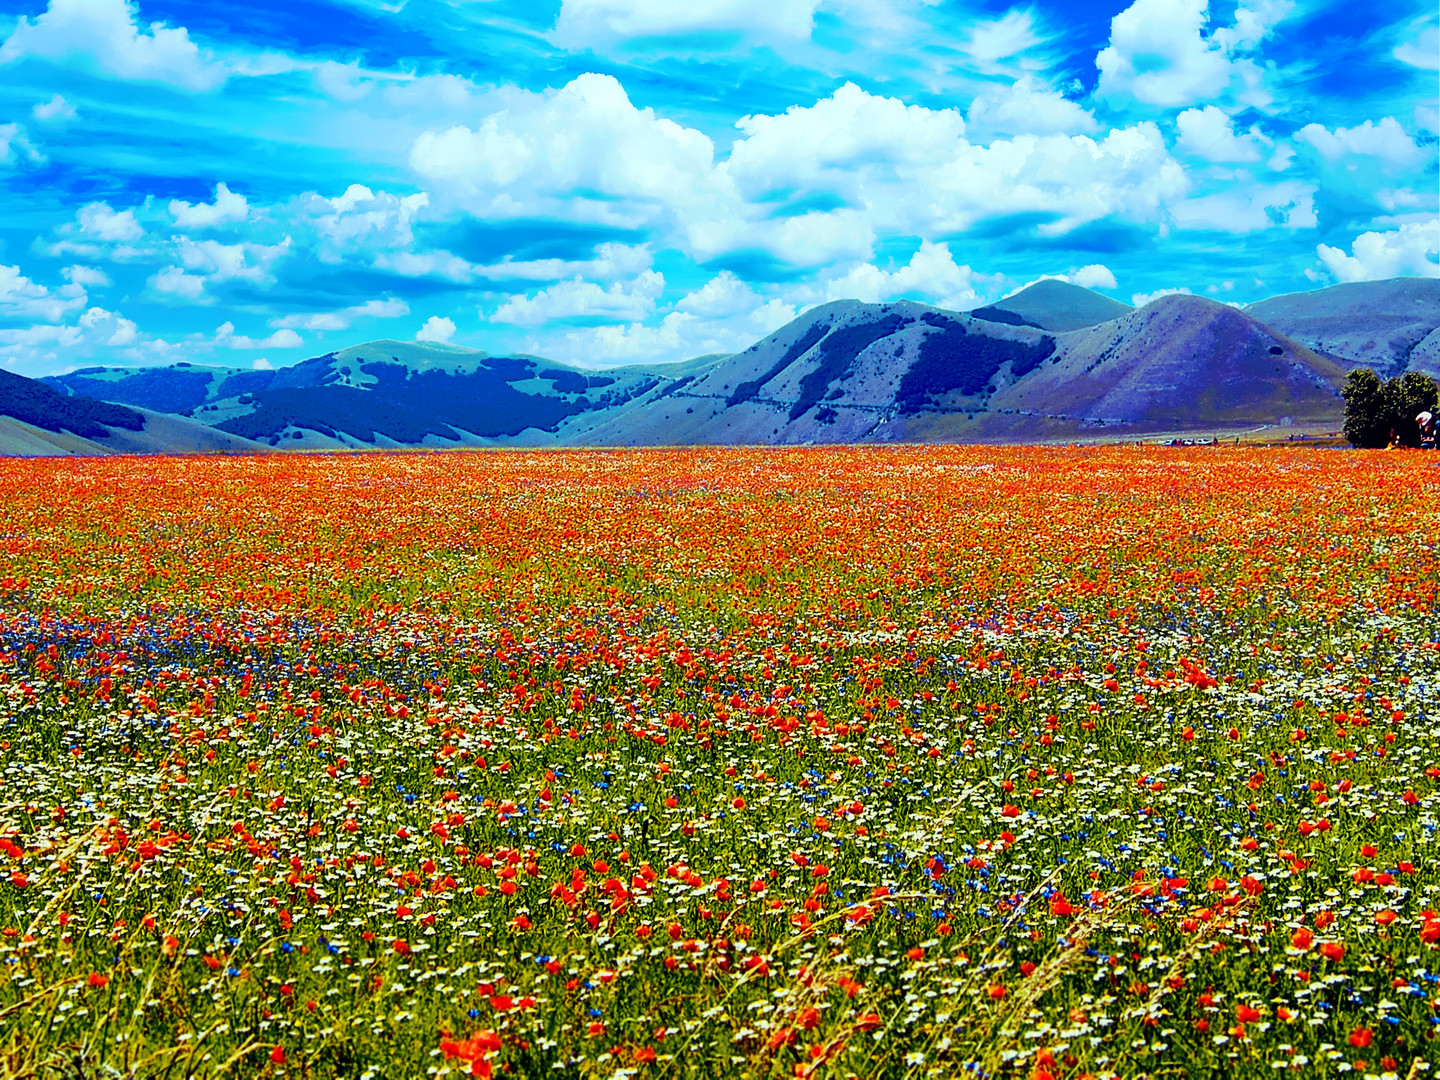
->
{"left": 0, "top": 446, "right": 1435, "bottom": 1079}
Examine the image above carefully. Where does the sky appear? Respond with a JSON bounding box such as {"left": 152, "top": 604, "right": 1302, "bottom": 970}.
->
{"left": 0, "top": 0, "right": 1435, "bottom": 376}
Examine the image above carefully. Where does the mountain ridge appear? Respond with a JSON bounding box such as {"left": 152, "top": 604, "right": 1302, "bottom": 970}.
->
{"left": 30, "top": 275, "right": 1440, "bottom": 451}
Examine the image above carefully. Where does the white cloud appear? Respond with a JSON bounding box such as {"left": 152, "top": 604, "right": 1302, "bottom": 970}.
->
{"left": 1175, "top": 105, "right": 1270, "bottom": 162}
{"left": 78, "top": 201, "right": 142, "bottom": 242}
{"left": 0, "top": 323, "right": 83, "bottom": 352}
{"left": 473, "top": 242, "right": 653, "bottom": 283}
{"left": 921, "top": 123, "right": 1189, "bottom": 236}
{"left": 271, "top": 298, "right": 409, "bottom": 331}
{"left": 32, "top": 93, "right": 75, "bottom": 121}
{"left": 1316, "top": 221, "right": 1440, "bottom": 282}
{"left": 79, "top": 305, "right": 136, "bottom": 345}
{"left": 1211, "top": 0, "right": 1294, "bottom": 52}
{"left": 0, "top": 122, "right": 45, "bottom": 166}
{"left": 147, "top": 266, "right": 207, "bottom": 300}
{"left": 373, "top": 249, "right": 475, "bottom": 281}
{"left": 966, "top": 77, "right": 1098, "bottom": 138}
{"left": 1133, "top": 286, "right": 1193, "bottom": 306}
{"left": 296, "top": 184, "right": 430, "bottom": 260}
{"left": 539, "top": 300, "right": 798, "bottom": 366}
{"left": 1095, "top": 0, "right": 1286, "bottom": 108}
{"left": 491, "top": 270, "right": 665, "bottom": 326}
{"left": 1393, "top": 17, "right": 1438, "bottom": 71}
{"left": 815, "top": 241, "right": 1001, "bottom": 311}
{"left": 410, "top": 75, "right": 1189, "bottom": 272}
{"left": 727, "top": 82, "right": 967, "bottom": 198}
{"left": 675, "top": 271, "right": 762, "bottom": 318}
{"left": 1294, "top": 117, "right": 1424, "bottom": 167}
{"left": 1170, "top": 181, "right": 1315, "bottom": 232}
{"left": 170, "top": 182, "right": 249, "bottom": 228}
{"left": 1068, "top": 264, "right": 1119, "bottom": 290}
{"left": 964, "top": 9, "right": 1048, "bottom": 69}
{"left": 0, "top": 0, "right": 231, "bottom": 91}
{"left": 63, "top": 265, "right": 110, "bottom": 288}
{"left": 215, "top": 321, "right": 303, "bottom": 349}
{"left": 415, "top": 316, "right": 455, "bottom": 343}
{"left": 410, "top": 73, "right": 722, "bottom": 230}
{"left": 553, "top": 0, "right": 822, "bottom": 46}
{"left": 0, "top": 263, "right": 87, "bottom": 322}
{"left": 174, "top": 235, "right": 290, "bottom": 284}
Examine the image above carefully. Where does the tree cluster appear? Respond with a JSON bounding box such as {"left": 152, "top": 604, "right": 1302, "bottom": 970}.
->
{"left": 1341, "top": 368, "right": 1439, "bottom": 448}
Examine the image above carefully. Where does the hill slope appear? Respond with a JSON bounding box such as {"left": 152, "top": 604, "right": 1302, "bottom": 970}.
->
{"left": 561, "top": 295, "right": 1344, "bottom": 446}
{"left": 49, "top": 340, "right": 710, "bottom": 449}
{"left": 1244, "top": 277, "right": 1440, "bottom": 377}
{"left": 33, "top": 276, "right": 1402, "bottom": 450}
{"left": 970, "top": 279, "right": 1133, "bottom": 332}
{"left": 0, "top": 369, "right": 263, "bottom": 456}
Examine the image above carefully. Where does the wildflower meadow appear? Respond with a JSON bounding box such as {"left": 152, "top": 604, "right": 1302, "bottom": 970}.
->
{"left": 0, "top": 446, "right": 1435, "bottom": 1080}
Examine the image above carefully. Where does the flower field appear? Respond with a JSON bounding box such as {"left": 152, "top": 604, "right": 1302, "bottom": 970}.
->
{"left": 0, "top": 446, "right": 1436, "bottom": 1080}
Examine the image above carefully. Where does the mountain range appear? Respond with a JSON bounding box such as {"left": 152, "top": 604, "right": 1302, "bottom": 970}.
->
{"left": 9, "top": 276, "right": 1438, "bottom": 455}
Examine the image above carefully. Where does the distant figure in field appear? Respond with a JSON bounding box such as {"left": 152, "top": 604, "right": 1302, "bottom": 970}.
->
{"left": 1419, "top": 410, "right": 1436, "bottom": 450}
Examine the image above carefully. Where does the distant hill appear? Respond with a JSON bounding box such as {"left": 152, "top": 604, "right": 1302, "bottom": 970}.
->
{"left": 51, "top": 340, "right": 708, "bottom": 449}
{"left": 970, "top": 279, "right": 1133, "bottom": 332}
{"left": 1244, "top": 277, "right": 1440, "bottom": 377}
{"left": 0, "top": 368, "right": 262, "bottom": 456}
{"left": 558, "top": 294, "right": 1343, "bottom": 446}
{"left": 26, "top": 275, "right": 1422, "bottom": 452}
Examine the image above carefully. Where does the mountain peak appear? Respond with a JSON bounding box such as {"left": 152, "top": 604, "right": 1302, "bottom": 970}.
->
{"left": 972, "top": 279, "right": 1132, "bottom": 333}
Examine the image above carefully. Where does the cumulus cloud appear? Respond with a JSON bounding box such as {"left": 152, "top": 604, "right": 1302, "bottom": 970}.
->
{"left": 491, "top": 270, "right": 665, "bottom": 326}
{"left": 1294, "top": 117, "right": 1424, "bottom": 167}
{"left": 271, "top": 298, "right": 409, "bottom": 331}
{"left": 1316, "top": 221, "right": 1440, "bottom": 282}
{"left": 921, "top": 123, "right": 1188, "bottom": 235}
{"left": 1096, "top": 0, "right": 1288, "bottom": 108}
{"left": 0, "top": 123, "right": 46, "bottom": 166}
{"left": 814, "top": 241, "right": 1002, "bottom": 311}
{"left": 964, "top": 9, "right": 1050, "bottom": 69}
{"left": 174, "top": 235, "right": 290, "bottom": 285}
{"left": 1170, "top": 181, "right": 1315, "bottom": 233}
{"left": 409, "top": 76, "right": 1189, "bottom": 272}
{"left": 727, "top": 82, "right": 967, "bottom": 197}
{"left": 32, "top": 94, "right": 74, "bottom": 121}
{"left": 78, "top": 201, "right": 142, "bottom": 242}
{"left": 1068, "top": 264, "right": 1119, "bottom": 290}
{"left": 170, "top": 182, "right": 249, "bottom": 228}
{"left": 1175, "top": 106, "right": 1271, "bottom": 162}
{"left": 1132, "top": 286, "right": 1194, "bottom": 306}
{"left": 0, "top": 0, "right": 237, "bottom": 91}
{"left": 410, "top": 73, "right": 722, "bottom": 231}
{"left": 1392, "top": 16, "right": 1438, "bottom": 71}
{"left": 0, "top": 264, "right": 87, "bottom": 322}
{"left": 63, "top": 265, "right": 110, "bottom": 288}
{"left": 473, "top": 243, "right": 653, "bottom": 284}
{"left": 79, "top": 305, "right": 137, "bottom": 346}
{"left": 0, "top": 304, "right": 156, "bottom": 374}
{"left": 214, "top": 321, "right": 302, "bottom": 349}
{"left": 147, "top": 266, "right": 207, "bottom": 300}
{"left": 966, "top": 77, "right": 1098, "bottom": 138}
{"left": 539, "top": 301, "right": 798, "bottom": 366}
{"left": 296, "top": 184, "right": 430, "bottom": 261}
{"left": 553, "top": 0, "right": 821, "bottom": 46}
{"left": 675, "top": 271, "right": 763, "bottom": 318}
{"left": 415, "top": 316, "right": 456, "bottom": 343}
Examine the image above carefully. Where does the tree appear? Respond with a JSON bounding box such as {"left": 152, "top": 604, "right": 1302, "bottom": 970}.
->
{"left": 1342, "top": 369, "right": 1388, "bottom": 448}
{"left": 1342, "top": 368, "right": 1439, "bottom": 448}
{"left": 1384, "top": 370, "right": 1439, "bottom": 448}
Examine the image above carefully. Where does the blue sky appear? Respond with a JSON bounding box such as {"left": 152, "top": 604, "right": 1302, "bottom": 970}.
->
{"left": 0, "top": 0, "right": 1435, "bottom": 376}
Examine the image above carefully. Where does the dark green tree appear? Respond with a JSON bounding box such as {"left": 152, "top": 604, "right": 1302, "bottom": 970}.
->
{"left": 1342, "top": 368, "right": 1440, "bottom": 448}
{"left": 1341, "top": 368, "right": 1389, "bottom": 448}
{"left": 1383, "top": 370, "right": 1439, "bottom": 447}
